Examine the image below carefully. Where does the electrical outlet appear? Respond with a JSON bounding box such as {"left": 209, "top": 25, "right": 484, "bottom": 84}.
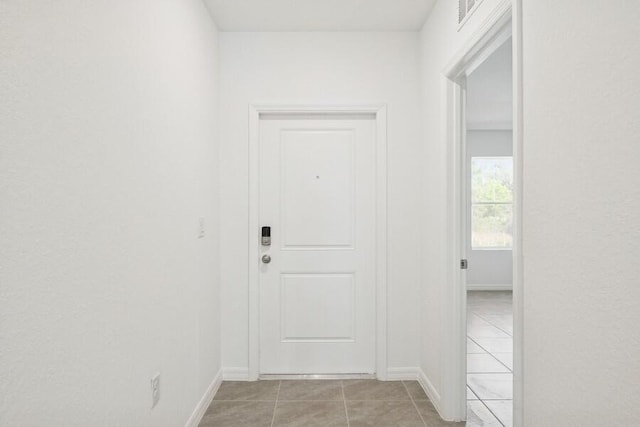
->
{"left": 151, "top": 373, "right": 160, "bottom": 409}
{"left": 198, "top": 217, "right": 205, "bottom": 239}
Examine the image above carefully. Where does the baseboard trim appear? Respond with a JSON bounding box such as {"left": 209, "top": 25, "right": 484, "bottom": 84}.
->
{"left": 386, "top": 367, "right": 420, "bottom": 381}
{"left": 418, "top": 369, "right": 442, "bottom": 416}
{"left": 222, "top": 367, "right": 250, "bottom": 381}
{"left": 467, "top": 283, "right": 513, "bottom": 291}
{"left": 184, "top": 369, "right": 223, "bottom": 427}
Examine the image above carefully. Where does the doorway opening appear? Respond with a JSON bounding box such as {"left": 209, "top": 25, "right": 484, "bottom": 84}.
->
{"left": 440, "top": 1, "right": 523, "bottom": 425}
{"left": 464, "top": 37, "right": 514, "bottom": 426}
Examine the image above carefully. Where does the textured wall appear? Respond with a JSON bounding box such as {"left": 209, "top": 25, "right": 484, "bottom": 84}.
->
{"left": 418, "top": 0, "right": 511, "bottom": 409}
{"left": 218, "top": 32, "right": 423, "bottom": 373}
{"left": 421, "top": 0, "right": 640, "bottom": 423}
{"left": 0, "top": 1, "right": 221, "bottom": 425}
{"left": 522, "top": 1, "right": 640, "bottom": 425}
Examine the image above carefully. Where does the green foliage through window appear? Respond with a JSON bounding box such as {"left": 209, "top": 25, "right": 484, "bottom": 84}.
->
{"left": 471, "top": 157, "right": 513, "bottom": 249}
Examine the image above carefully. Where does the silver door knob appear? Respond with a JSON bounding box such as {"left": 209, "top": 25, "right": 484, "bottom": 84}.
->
{"left": 261, "top": 254, "right": 271, "bottom": 264}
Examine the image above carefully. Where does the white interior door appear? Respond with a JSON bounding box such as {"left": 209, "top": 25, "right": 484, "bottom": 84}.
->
{"left": 259, "top": 116, "right": 376, "bottom": 375}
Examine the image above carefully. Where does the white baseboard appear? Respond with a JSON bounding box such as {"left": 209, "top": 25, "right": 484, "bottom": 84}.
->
{"left": 184, "top": 369, "right": 223, "bottom": 427}
{"left": 467, "top": 283, "right": 512, "bottom": 291}
{"left": 417, "top": 369, "right": 442, "bottom": 416}
{"left": 386, "top": 367, "right": 420, "bottom": 381}
{"left": 222, "top": 367, "right": 249, "bottom": 381}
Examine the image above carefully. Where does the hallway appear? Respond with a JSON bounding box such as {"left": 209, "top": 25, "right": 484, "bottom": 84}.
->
{"left": 3, "top": 1, "right": 639, "bottom": 426}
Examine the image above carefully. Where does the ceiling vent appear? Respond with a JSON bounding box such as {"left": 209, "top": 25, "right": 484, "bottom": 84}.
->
{"left": 459, "top": 0, "right": 479, "bottom": 24}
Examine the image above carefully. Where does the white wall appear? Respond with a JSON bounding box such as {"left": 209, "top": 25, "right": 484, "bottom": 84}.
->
{"left": 466, "top": 39, "right": 513, "bottom": 130}
{"left": 466, "top": 131, "right": 513, "bottom": 287}
{"left": 418, "top": 0, "right": 512, "bottom": 406}
{"left": 522, "top": 1, "right": 640, "bottom": 425}
{"left": 0, "top": 1, "right": 221, "bottom": 426}
{"left": 421, "top": 0, "right": 640, "bottom": 424}
{"left": 219, "top": 32, "right": 422, "bottom": 374}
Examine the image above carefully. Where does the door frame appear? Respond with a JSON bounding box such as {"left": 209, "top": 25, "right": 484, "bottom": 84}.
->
{"left": 440, "top": 0, "right": 524, "bottom": 424}
{"left": 247, "top": 103, "right": 388, "bottom": 381}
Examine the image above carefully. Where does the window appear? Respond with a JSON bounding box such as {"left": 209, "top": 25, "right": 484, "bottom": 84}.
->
{"left": 471, "top": 157, "right": 513, "bottom": 249}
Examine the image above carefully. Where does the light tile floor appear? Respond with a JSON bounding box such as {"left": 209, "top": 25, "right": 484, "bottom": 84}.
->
{"left": 199, "top": 379, "right": 465, "bottom": 427}
{"left": 467, "top": 291, "right": 513, "bottom": 427}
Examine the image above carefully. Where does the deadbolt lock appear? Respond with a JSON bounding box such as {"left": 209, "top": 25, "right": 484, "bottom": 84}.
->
{"left": 261, "top": 226, "right": 271, "bottom": 246}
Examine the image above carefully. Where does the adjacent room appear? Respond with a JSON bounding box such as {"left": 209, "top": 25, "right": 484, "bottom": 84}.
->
{"left": 464, "top": 38, "right": 514, "bottom": 426}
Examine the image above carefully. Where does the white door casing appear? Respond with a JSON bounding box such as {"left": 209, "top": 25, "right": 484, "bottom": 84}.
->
{"left": 259, "top": 117, "right": 375, "bottom": 374}
{"left": 440, "top": 0, "right": 521, "bottom": 423}
{"left": 248, "top": 104, "right": 388, "bottom": 380}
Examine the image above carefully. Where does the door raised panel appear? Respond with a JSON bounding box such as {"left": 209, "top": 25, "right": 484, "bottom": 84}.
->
{"left": 281, "top": 129, "right": 355, "bottom": 249}
{"left": 281, "top": 273, "right": 355, "bottom": 342}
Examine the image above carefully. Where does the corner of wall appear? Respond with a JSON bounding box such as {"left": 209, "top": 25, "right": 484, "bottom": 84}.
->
{"left": 184, "top": 369, "right": 223, "bottom": 427}
{"left": 418, "top": 368, "right": 443, "bottom": 416}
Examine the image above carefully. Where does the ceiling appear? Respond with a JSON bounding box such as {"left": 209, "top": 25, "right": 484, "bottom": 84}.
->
{"left": 466, "top": 38, "right": 513, "bottom": 130}
{"left": 204, "top": 0, "right": 438, "bottom": 31}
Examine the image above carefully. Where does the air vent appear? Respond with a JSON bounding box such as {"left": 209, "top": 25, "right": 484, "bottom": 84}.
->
{"left": 459, "top": 0, "right": 479, "bottom": 24}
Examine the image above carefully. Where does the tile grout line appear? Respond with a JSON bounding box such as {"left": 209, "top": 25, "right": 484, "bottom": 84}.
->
{"left": 472, "top": 311, "right": 513, "bottom": 338}
{"left": 341, "top": 380, "right": 351, "bottom": 427}
{"left": 471, "top": 398, "right": 514, "bottom": 401}
{"left": 467, "top": 385, "right": 480, "bottom": 401}
{"left": 467, "top": 335, "right": 513, "bottom": 371}
{"left": 467, "top": 335, "right": 493, "bottom": 354}
{"left": 269, "top": 381, "right": 281, "bottom": 427}
{"left": 341, "top": 399, "right": 422, "bottom": 401}
{"left": 466, "top": 358, "right": 513, "bottom": 425}
{"left": 471, "top": 303, "right": 513, "bottom": 331}
{"left": 490, "top": 355, "right": 514, "bottom": 373}
{"left": 477, "top": 397, "right": 506, "bottom": 427}
{"left": 402, "top": 381, "right": 429, "bottom": 427}
{"left": 467, "top": 330, "right": 512, "bottom": 345}
{"left": 466, "top": 345, "right": 513, "bottom": 375}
